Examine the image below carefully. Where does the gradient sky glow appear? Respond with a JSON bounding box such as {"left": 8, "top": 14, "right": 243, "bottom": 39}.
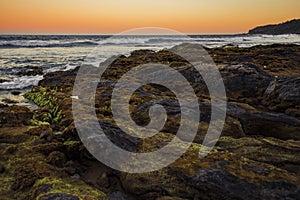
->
{"left": 0, "top": 0, "right": 299, "bottom": 34}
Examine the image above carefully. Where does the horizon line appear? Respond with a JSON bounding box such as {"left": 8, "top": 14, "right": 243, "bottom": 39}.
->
{"left": 0, "top": 32, "right": 247, "bottom": 35}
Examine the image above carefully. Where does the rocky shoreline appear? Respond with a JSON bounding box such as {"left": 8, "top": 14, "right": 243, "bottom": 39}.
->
{"left": 0, "top": 43, "right": 299, "bottom": 199}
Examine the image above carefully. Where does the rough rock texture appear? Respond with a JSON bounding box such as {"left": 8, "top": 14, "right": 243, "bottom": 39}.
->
{"left": 219, "top": 63, "right": 274, "bottom": 103}
{"left": 0, "top": 104, "right": 33, "bottom": 127}
{"left": 16, "top": 66, "right": 43, "bottom": 76}
{"left": 1, "top": 44, "right": 300, "bottom": 199}
{"left": 210, "top": 44, "right": 300, "bottom": 77}
{"left": 263, "top": 77, "right": 300, "bottom": 116}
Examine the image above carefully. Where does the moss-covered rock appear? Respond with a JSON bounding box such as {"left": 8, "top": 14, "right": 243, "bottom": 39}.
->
{"left": 1, "top": 44, "right": 300, "bottom": 199}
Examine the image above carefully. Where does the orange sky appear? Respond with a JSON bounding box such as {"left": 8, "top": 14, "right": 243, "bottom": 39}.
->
{"left": 0, "top": 0, "right": 299, "bottom": 34}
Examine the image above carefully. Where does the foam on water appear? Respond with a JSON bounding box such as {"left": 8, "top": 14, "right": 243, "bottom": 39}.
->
{"left": 0, "top": 34, "right": 299, "bottom": 90}
{"left": 0, "top": 75, "right": 44, "bottom": 90}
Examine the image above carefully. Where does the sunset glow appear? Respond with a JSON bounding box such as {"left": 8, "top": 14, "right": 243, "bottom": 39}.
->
{"left": 0, "top": 0, "right": 299, "bottom": 34}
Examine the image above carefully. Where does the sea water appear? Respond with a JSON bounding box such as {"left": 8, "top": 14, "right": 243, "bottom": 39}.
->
{"left": 0, "top": 34, "right": 300, "bottom": 91}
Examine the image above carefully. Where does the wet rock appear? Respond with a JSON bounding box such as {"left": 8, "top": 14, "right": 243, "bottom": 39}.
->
{"left": 0, "top": 76, "right": 12, "bottom": 83}
{"left": 70, "top": 173, "right": 80, "bottom": 179}
{"left": 16, "top": 66, "right": 43, "bottom": 76}
{"left": 0, "top": 104, "right": 33, "bottom": 127}
{"left": 11, "top": 165, "right": 38, "bottom": 191}
{"left": 217, "top": 136, "right": 300, "bottom": 175}
{"left": 39, "top": 193, "right": 79, "bottom": 200}
{"left": 0, "top": 127, "right": 30, "bottom": 144}
{"left": 0, "top": 164, "right": 4, "bottom": 173}
{"left": 32, "top": 142, "right": 65, "bottom": 156}
{"left": 40, "top": 128, "right": 53, "bottom": 141}
{"left": 39, "top": 68, "right": 78, "bottom": 89}
{"left": 33, "top": 184, "right": 52, "bottom": 197}
{"left": 120, "top": 138, "right": 300, "bottom": 199}
{"left": 1, "top": 98, "right": 18, "bottom": 104}
{"left": 263, "top": 77, "right": 300, "bottom": 116}
{"left": 2, "top": 44, "right": 299, "bottom": 199}
{"left": 209, "top": 44, "right": 300, "bottom": 77}
{"left": 30, "top": 177, "right": 107, "bottom": 200}
{"left": 108, "top": 191, "right": 134, "bottom": 200}
{"left": 99, "top": 120, "right": 141, "bottom": 152}
{"left": 220, "top": 63, "right": 274, "bottom": 100}
{"left": 0, "top": 143, "right": 10, "bottom": 151}
{"left": 181, "top": 168, "right": 300, "bottom": 199}
{"left": 239, "top": 111, "right": 300, "bottom": 140}
{"left": 197, "top": 101, "right": 300, "bottom": 140}
{"left": 47, "top": 151, "right": 66, "bottom": 168}
{"left": 225, "top": 102, "right": 300, "bottom": 140}
{"left": 25, "top": 125, "right": 50, "bottom": 136}
{"left": 11, "top": 90, "right": 22, "bottom": 96}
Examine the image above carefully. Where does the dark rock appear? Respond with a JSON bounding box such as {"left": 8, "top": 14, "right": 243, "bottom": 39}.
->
{"left": 0, "top": 104, "right": 33, "bottom": 127}
{"left": 1, "top": 44, "right": 300, "bottom": 199}
{"left": 39, "top": 68, "right": 78, "bottom": 89}
{"left": 11, "top": 165, "right": 38, "bottom": 191}
{"left": 0, "top": 127, "right": 30, "bottom": 144}
{"left": 0, "top": 143, "right": 10, "bottom": 151}
{"left": 263, "top": 77, "right": 300, "bottom": 116}
{"left": 16, "top": 66, "right": 43, "bottom": 76}
{"left": 39, "top": 193, "right": 79, "bottom": 200}
{"left": 0, "top": 164, "right": 4, "bottom": 173}
{"left": 108, "top": 191, "right": 134, "bottom": 200}
{"left": 11, "top": 90, "right": 22, "bottom": 96}
{"left": 120, "top": 137, "right": 300, "bottom": 199}
{"left": 70, "top": 173, "right": 80, "bottom": 179}
{"left": 1, "top": 98, "right": 18, "bottom": 104}
{"left": 47, "top": 151, "right": 66, "bottom": 168}
{"left": 220, "top": 63, "right": 274, "bottom": 99}
{"left": 0, "top": 77, "right": 12, "bottom": 83}
{"left": 181, "top": 168, "right": 300, "bottom": 199}
{"left": 217, "top": 136, "right": 300, "bottom": 175}
{"left": 33, "top": 184, "right": 52, "bottom": 197}
{"left": 40, "top": 128, "right": 53, "bottom": 141}
{"left": 99, "top": 120, "right": 141, "bottom": 152}
{"left": 226, "top": 102, "right": 300, "bottom": 140}
{"left": 239, "top": 111, "right": 300, "bottom": 140}
{"left": 198, "top": 101, "right": 300, "bottom": 140}
{"left": 209, "top": 44, "right": 300, "bottom": 77}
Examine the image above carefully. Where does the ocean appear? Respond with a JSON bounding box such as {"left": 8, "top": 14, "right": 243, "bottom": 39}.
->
{"left": 0, "top": 34, "right": 300, "bottom": 91}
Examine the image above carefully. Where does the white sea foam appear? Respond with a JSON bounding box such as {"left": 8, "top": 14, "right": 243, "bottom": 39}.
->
{"left": 0, "top": 34, "right": 299, "bottom": 90}
{"left": 0, "top": 75, "right": 43, "bottom": 90}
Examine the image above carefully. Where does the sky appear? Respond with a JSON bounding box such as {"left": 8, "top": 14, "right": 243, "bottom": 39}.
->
{"left": 0, "top": 0, "right": 299, "bottom": 34}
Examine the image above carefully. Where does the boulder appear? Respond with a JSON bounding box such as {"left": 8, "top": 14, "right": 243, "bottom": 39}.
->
{"left": 263, "top": 77, "right": 300, "bottom": 116}
{"left": 220, "top": 63, "right": 274, "bottom": 100}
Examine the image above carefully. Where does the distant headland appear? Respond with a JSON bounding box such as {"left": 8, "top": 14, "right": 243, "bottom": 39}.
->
{"left": 249, "top": 19, "right": 300, "bottom": 35}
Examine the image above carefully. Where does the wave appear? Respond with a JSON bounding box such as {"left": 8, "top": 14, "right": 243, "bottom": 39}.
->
{"left": 0, "top": 75, "right": 44, "bottom": 90}
{"left": 44, "top": 64, "right": 77, "bottom": 73}
{"left": 0, "top": 41, "right": 98, "bottom": 48}
{"left": 1, "top": 34, "right": 299, "bottom": 48}
{"left": 0, "top": 35, "right": 110, "bottom": 41}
